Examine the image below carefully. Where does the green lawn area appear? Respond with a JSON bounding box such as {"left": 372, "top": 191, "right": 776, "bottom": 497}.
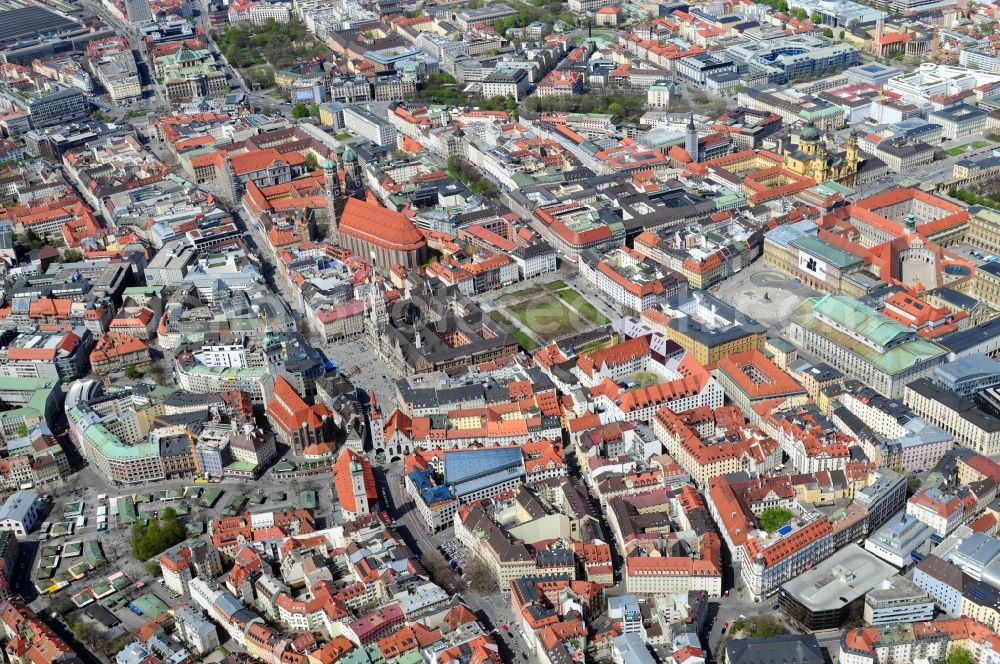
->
{"left": 497, "top": 285, "right": 608, "bottom": 346}
{"left": 335, "top": 133, "right": 351, "bottom": 141}
{"left": 946, "top": 141, "right": 989, "bottom": 156}
{"left": 759, "top": 506, "right": 793, "bottom": 533}
{"left": 489, "top": 310, "right": 536, "bottom": 351}
{"left": 507, "top": 299, "right": 580, "bottom": 339}
{"left": 557, "top": 289, "right": 611, "bottom": 325}
{"left": 509, "top": 328, "right": 535, "bottom": 351}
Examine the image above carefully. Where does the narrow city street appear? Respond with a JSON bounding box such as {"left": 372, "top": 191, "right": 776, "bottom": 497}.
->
{"left": 380, "top": 463, "right": 533, "bottom": 662}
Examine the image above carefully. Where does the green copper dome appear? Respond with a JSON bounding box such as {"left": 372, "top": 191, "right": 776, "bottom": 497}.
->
{"left": 799, "top": 121, "right": 820, "bottom": 142}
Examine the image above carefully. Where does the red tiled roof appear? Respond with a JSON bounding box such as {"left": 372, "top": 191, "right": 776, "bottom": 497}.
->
{"left": 716, "top": 350, "right": 805, "bottom": 400}
{"left": 90, "top": 332, "right": 149, "bottom": 362}
{"left": 266, "top": 377, "right": 333, "bottom": 434}
{"left": 577, "top": 336, "right": 650, "bottom": 378}
{"left": 339, "top": 197, "right": 426, "bottom": 252}
{"left": 333, "top": 448, "right": 377, "bottom": 514}
{"left": 228, "top": 148, "right": 306, "bottom": 175}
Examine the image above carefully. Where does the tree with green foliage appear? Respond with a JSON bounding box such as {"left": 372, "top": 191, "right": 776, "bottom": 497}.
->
{"left": 630, "top": 371, "right": 661, "bottom": 387}
{"left": 292, "top": 104, "right": 310, "bottom": 119}
{"left": 810, "top": 11, "right": 822, "bottom": 22}
{"left": 948, "top": 647, "right": 974, "bottom": 664}
{"left": 123, "top": 364, "right": 141, "bottom": 380}
{"left": 17, "top": 229, "right": 44, "bottom": 251}
{"left": 758, "top": 506, "right": 793, "bottom": 533}
{"left": 447, "top": 156, "right": 501, "bottom": 199}
{"left": 746, "top": 615, "right": 786, "bottom": 638}
{"left": 525, "top": 92, "right": 648, "bottom": 123}
{"left": 823, "top": 27, "right": 834, "bottom": 38}
{"left": 415, "top": 72, "right": 471, "bottom": 105}
{"left": 149, "top": 365, "right": 167, "bottom": 386}
{"left": 102, "top": 634, "right": 137, "bottom": 659}
{"left": 215, "top": 20, "right": 326, "bottom": 69}
{"left": 472, "top": 179, "right": 499, "bottom": 199}
{"left": 131, "top": 507, "right": 185, "bottom": 561}
{"left": 16, "top": 424, "right": 27, "bottom": 437}
{"left": 447, "top": 155, "right": 461, "bottom": 179}
{"left": 70, "top": 620, "right": 100, "bottom": 651}
{"left": 60, "top": 249, "right": 83, "bottom": 263}
{"left": 48, "top": 594, "right": 75, "bottom": 616}
{"left": 248, "top": 67, "right": 275, "bottom": 90}
{"left": 891, "top": 466, "right": 922, "bottom": 495}
{"left": 949, "top": 185, "right": 1000, "bottom": 210}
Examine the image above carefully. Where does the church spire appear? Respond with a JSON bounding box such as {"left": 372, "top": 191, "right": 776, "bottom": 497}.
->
{"left": 685, "top": 113, "right": 699, "bottom": 163}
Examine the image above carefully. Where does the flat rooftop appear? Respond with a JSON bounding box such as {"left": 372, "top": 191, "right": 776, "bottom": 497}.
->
{"left": 865, "top": 575, "right": 929, "bottom": 605}
{"left": 781, "top": 543, "right": 899, "bottom": 612}
{"left": 444, "top": 447, "right": 524, "bottom": 498}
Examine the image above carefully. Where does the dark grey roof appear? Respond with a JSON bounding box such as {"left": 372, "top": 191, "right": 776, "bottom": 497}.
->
{"left": 157, "top": 411, "right": 210, "bottom": 429}
{"left": 906, "top": 378, "right": 1000, "bottom": 432}
{"left": 397, "top": 385, "right": 436, "bottom": 408}
{"left": 316, "top": 372, "right": 359, "bottom": 401}
{"left": 915, "top": 555, "right": 966, "bottom": 591}
{"left": 164, "top": 392, "right": 224, "bottom": 408}
{"left": 0, "top": 6, "right": 78, "bottom": 44}
{"left": 979, "top": 262, "right": 1000, "bottom": 278}
{"left": 878, "top": 138, "right": 932, "bottom": 158}
{"left": 536, "top": 549, "right": 574, "bottom": 566}
{"left": 805, "top": 362, "right": 842, "bottom": 382}
{"left": 664, "top": 290, "right": 766, "bottom": 346}
{"left": 160, "top": 434, "right": 193, "bottom": 457}
{"left": 964, "top": 581, "right": 1000, "bottom": 611}
{"left": 939, "top": 316, "right": 1000, "bottom": 354}
{"left": 437, "top": 384, "right": 483, "bottom": 405}
{"left": 512, "top": 243, "right": 555, "bottom": 260}
{"left": 525, "top": 366, "right": 554, "bottom": 391}
{"left": 725, "top": 635, "right": 826, "bottom": 664}
{"left": 930, "top": 104, "right": 988, "bottom": 123}
{"left": 280, "top": 331, "right": 326, "bottom": 378}
{"left": 85, "top": 603, "right": 121, "bottom": 628}
{"left": 927, "top": 287, "right": 978, "bottom": 311}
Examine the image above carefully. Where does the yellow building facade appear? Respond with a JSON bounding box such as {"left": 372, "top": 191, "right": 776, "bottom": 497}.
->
{"left": 783, "top": 122, "right": 861, "bottom": 187}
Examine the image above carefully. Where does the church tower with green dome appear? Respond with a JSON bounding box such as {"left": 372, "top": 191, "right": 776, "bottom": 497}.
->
{"left": 342, "top": 147, "right": 362, "bottom": 198}
{"left": 783, "top": 120, "right": 862, "bottom": 187}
